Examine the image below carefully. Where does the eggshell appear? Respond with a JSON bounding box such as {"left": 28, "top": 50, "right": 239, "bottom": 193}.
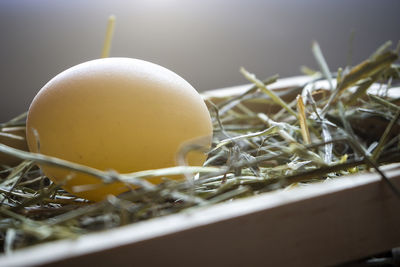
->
{"left": 26, "top": 58, "right": 213, "bottom": 201}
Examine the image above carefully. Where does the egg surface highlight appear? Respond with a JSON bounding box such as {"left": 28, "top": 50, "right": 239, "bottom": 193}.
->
{"left": 26, "top": 58, "right": 213, "bottom": 201}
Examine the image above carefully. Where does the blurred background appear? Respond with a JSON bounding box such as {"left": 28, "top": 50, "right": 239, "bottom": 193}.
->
{"left": 0, "top": 0, "right": 399, "bottom": 122}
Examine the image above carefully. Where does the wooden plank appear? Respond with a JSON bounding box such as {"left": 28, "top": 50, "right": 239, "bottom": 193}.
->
{"left": 0, "top": 164, "right": 399, "bottom": 267}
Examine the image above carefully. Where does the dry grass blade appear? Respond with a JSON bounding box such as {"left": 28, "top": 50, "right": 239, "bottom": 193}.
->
{"left": 240, "top": 67, "right": 298, "bottom": 118}
{"left": 101, "top": 15, "right": 115, "bottom": 58}
{"left": 312, "top": 41, "right": 334, "bottom": 91}
{"left": 338, "top": 51, "right": 398, "bottom": 93}
{"left": 296, "top": 95, "right": 311, "bottom": 145}
{"left": 368, "top": 94, "right": 400, "bottom": 112}
{"left": 371, "top": 110, "right": 400, "bottom": 161}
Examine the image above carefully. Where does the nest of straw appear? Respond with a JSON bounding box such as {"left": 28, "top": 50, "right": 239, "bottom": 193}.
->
{"left": 0, "top": 41, "right": 399, "bottom": 253}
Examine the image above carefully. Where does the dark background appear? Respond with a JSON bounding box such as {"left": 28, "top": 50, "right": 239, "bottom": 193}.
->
{"left": 0, "top": 0, "right": 399, "bottom": 122}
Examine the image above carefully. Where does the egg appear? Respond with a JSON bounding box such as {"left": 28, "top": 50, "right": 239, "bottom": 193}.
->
{"left": 26, "top": 58, "right": 213, "bottom": 201}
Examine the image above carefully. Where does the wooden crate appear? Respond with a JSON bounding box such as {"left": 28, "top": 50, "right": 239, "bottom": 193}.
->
{"left": 1, "top": 77, "right": 399, "bottom": 266}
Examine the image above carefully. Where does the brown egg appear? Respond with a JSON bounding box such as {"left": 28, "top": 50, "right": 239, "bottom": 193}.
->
{"left": 26, "top": 58, "right": 213, "bottom": 201}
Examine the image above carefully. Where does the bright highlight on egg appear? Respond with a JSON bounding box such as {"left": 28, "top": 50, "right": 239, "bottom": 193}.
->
{"left": 26, "top": 58, "right": 213, "bottom": 201}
